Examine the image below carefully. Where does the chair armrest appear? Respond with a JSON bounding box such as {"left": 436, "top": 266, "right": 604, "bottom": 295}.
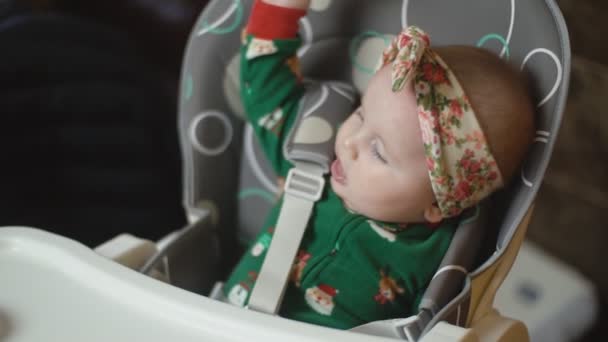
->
{"left": 95, "top": 234, "right": 170, "bottom": 282}
{"left": 420, "top": 322, "right": 478, "bottom": 342}
{"left": 470, "top": 309, "right": 529, "bottom": 342}
{"left": 94, "top": 234, "right": 156, "bottom": 269}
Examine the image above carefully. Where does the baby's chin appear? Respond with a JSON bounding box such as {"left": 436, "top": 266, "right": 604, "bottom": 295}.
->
{"left": 331, "top": 181, "right": 389, "bottom": 220}
{"left": 341, "top": 200, "right": 390, "bottom": 221}
{"left": 332, "top": 186, "right": 419, "bottom": 223}
{"left": 340, "top": 198, "right": 361, "bottom": 215}
{"left": 330, "top": 181, "right": 359, "bottom": 214}
{"left": 332, "top": 179, "right": 396, "bottom": 220}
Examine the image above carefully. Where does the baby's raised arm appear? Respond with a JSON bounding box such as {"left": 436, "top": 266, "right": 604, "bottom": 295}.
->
{"left": 241, "top": 0, "right": 310, "bottom": 176}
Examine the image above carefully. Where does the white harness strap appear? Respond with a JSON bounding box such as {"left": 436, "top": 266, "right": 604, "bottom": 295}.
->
{"left": 247, "top": 162, "right": 325, "bottom": 314}
{"left": 246, "top": 82, "right": 356, "bottom": 315}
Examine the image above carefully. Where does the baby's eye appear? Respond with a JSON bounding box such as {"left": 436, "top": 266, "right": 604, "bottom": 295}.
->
{"left": 371, "top": 140, "right": 387, "bottom": 163}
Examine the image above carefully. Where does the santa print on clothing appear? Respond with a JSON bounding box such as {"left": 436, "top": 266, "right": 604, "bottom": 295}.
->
{"left": 245, "top": 37, "right": 278, "bottom": 59}
{"left": 305, "top": 284, "right": 339, "bottom": 316}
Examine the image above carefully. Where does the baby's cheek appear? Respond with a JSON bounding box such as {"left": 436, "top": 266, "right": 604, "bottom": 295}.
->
{"left": 362, "top": 185, "right": 395, "bottom": 210}
{"left": 374, "top": 184, "right": 411, "bottom": 209}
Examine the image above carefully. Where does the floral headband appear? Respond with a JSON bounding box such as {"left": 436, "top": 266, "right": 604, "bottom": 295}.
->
{"left": 379, "top": 26, "right": 503, "bottom": 218}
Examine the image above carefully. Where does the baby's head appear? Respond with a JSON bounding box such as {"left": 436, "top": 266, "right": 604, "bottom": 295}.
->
{"left": 330, "top": 27, "right": 534, "bottom": 224}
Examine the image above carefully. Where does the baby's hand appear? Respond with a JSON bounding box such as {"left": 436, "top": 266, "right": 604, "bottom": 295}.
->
{"left": 262, "top": 0, "right": 310, "bottom": 10}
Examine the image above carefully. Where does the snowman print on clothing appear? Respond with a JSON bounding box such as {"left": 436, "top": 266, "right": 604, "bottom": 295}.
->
{"left": 227, "top": 271, "right": 258, "bottom": 307}
{"left": 227, "top": 283, "right": 250, "bottom": 307}
{"left": 251, "top": 229, "right": 273, "bottom": 257}
{"left": 258, "top": 108, "right": 286, "bottom": 135}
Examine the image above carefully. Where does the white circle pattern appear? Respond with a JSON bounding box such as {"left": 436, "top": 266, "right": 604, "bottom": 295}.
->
{"left": 189, "top": 111, "right": 234, "bottom": 156}
{"left": 310, "top": 0, "right": 332, "bottom": 12}
{"left": 521, "top": 48, "right": 563, "bottom": 108}
{"left": 196, "top": 1, "right": 239, "bottom": 37}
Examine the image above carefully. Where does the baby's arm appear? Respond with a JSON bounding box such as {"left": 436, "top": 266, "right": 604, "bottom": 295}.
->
{"left": 241, "top": 0, "right": 310, "bottom": 176}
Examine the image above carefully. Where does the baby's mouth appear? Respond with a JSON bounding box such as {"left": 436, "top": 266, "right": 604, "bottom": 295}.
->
{"left": 331, "top": 158, "right": 347, "bottom": 185}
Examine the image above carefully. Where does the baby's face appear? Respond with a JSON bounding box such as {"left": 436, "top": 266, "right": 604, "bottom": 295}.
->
{"left": 331, "top": 66, "right": 436, "bottom": 223}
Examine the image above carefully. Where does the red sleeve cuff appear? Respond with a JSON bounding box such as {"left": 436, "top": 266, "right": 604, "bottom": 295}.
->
{"left": 247, "top": 0, "right": 307, "bottom": 40}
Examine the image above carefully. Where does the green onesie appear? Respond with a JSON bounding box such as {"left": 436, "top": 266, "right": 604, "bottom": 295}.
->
{"left": 222, "top": 1, "right": 457, "bottom": 330}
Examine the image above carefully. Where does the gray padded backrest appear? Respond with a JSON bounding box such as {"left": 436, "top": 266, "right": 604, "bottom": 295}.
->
{"left": 179, "top": 0, "right": 570, "bottom": 260}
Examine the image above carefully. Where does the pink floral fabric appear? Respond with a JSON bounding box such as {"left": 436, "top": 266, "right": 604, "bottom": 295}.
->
{"left": 380, "top": 26, "right": 503, "bottom": 218}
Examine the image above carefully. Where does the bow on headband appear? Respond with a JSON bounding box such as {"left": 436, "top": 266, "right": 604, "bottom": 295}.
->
{"left": 380, "top": 26, "right": 504, "bottom": 218}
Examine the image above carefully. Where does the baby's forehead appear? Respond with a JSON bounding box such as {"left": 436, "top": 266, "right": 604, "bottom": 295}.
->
{"left": 363, "top": 65, "right": 393, "bottom": 98}
{"left": 362, "top": 69, "right": 417, "bottom": 121}
{"left": 361, "top": 87, "right": 424, "bottom": 162}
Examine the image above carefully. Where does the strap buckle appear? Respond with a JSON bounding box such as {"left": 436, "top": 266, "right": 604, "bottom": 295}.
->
{"left": 284, "top": 167, "right": 325, "bottom": 202}
{"left": 400, "top": 315, "right": 423, "bottom": 341}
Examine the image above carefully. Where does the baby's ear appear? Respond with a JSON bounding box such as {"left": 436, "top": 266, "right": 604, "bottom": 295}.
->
{"left": 423, "top": 204, "right": 443, "bottom": 223}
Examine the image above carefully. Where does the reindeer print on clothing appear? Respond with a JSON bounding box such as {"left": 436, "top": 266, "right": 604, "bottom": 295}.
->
{"left": 290, "top": 250, "right": 312, "bottom": 287}
{"left": 286, "top": 55, "right": 303, "bottom": 82}
{"left": 373, "top": 268, "right": 405, "bottom": 305}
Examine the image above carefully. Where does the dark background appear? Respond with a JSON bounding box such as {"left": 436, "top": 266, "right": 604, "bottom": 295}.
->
{"left": 0, "top": 0, "right": 209, "bottom": 244}
{"left": 0, "top": 0, "right": 606, "bottom": 340}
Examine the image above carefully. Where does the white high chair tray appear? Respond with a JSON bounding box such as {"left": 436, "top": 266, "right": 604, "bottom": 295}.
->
{"left": 0, "top": 227, "right": 394, "bottom": 342}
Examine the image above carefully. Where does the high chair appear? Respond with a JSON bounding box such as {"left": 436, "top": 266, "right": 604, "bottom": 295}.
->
{"left": 0, "top": 0, "right": 570, "bottom": 341}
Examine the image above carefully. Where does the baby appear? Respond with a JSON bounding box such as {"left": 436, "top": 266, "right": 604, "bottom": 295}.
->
{"left": 223, "top": 0, "right": 535, "bottom": 329}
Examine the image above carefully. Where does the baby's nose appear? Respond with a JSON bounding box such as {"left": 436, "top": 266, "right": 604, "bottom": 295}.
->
{"left": 344, "top": 137, "right": 358, "bottom": 160}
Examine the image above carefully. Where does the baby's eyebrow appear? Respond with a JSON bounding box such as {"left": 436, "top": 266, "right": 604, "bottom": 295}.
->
{"left": 356, "top": 107, "right": 364, "bottom": 119}
{"left": 374, "top": 118, "right": 400, "bottom": 162}
{"left": 361, "top": 107, "right": 397, "bottom": 161}
{"left": 378, "top": 135, "right": 393, "bottom": 160}
{"left": 359, "top": 103, "right": 400, "bottom": 162}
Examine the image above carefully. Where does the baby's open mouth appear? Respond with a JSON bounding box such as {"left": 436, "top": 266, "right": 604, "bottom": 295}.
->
{"left": 331, "top": 158, "right": 347, "bottom": 185}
